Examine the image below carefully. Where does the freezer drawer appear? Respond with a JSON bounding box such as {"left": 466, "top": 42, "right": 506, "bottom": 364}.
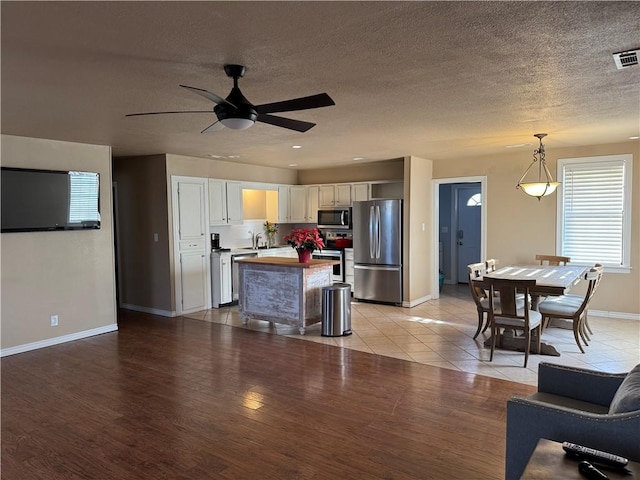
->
{"left": 354, "top": 265, "right": 402, "bottom": 304}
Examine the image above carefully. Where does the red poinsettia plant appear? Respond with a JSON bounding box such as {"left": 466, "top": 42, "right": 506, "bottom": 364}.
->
{"left": 284, "top": 228, "right": 324, "bottom": 253}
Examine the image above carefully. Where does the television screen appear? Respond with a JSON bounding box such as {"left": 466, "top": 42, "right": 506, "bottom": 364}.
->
{"left": 1, "top": 167, "right": 101, "bottom": 232}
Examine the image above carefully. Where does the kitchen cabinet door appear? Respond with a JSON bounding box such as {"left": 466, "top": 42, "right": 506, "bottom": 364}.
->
{"left": 335, "top": 184, "right": 352, "bottom": 206}
{"left": 277, "top": 185, "right": 290, "bottom": 223}
{"left": 208, "top": 179, "right": 228, "bottom": 225}
{"left": 352, "top": 183, "right": 369, "bottom": 203}
{"left": 307, "top": 185, "right": 319, "bottom": 222}
{"left": 180, "top": 251, "right": 208, "bottom": 312}
{"left": 225, "top": 181, "right": 244, "bottom": 225}
{"left": 319, "top": 185, "right": 335, "bottom": 207}
{"left": 289, "top": 186, "right": 308, "bottom": 223}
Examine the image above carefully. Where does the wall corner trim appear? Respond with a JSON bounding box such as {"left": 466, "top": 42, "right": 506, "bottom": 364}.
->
{"left": 403, "top": 295, "right": 432, "bottom": 308}
{"left": 0, "top": 324, "right": 118, "bottom": 357}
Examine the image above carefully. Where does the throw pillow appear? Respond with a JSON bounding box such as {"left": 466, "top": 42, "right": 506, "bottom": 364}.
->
{"left": 609, "top": 363, "right": 640, "bottom": 414}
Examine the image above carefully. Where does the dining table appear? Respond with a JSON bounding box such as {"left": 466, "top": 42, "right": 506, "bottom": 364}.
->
{"left": 472, "top": 264, "right": 589, "bottom": 355}
{"left": 477, "top": 264, "right": 589, "bottom": 308}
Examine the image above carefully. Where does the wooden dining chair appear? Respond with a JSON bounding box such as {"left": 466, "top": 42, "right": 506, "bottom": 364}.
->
{"left": 485, "top": 258, "right": 498, "bottom": 272}
{"left": 467, "top": 262, "right": 490, "bottom": 339}
{"left": 483, "top": 277, "right": 542, "bottom": 368}
{"left": 536, "top": 254, "right": 571, "bottom": 266}
{"left": 538, "top": 265, "right": 604, "bottom": 353}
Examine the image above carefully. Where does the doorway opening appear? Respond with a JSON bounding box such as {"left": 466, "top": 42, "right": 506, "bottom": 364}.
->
{"left": 432, "top": 176, "right": 487, "bottom": 299}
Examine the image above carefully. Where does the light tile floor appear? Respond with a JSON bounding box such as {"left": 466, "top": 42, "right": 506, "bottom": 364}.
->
{"left": 185, "top": 284, "right": 640, "bottom": 386}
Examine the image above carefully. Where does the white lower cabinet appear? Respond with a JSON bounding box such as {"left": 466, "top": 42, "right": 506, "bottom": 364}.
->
{"left": 344, "top": 248, "right": 354, "bottom": 291}
{"left": 180, "top": 251, "right": 209, "bottom": 312}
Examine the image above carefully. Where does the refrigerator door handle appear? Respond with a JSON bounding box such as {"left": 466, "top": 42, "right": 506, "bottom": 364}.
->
{"left": 354, "top": 264, "right": 401, "bottom": 271}
{"left": 375, "top": 205, "right": 381, "bottom": 259}
{"left": 369, "top": 205, "right": 375, "bottom": 258}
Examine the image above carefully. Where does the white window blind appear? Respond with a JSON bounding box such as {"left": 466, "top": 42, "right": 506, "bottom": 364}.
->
{"left": 558, "top": 155, "right": 632, "bottom": 270}
{"left": 68, "top": 172, "right": 100, "bottom": 223}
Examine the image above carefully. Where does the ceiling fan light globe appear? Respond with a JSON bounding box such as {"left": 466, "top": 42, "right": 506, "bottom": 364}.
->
{"left": 220, "top": 117, "right": 255, "bottom": 130}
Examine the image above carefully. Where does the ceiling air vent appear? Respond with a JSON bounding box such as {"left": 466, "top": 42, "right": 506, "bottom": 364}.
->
{"left": 613, "top": 49, "right": 639, "bottom": 69}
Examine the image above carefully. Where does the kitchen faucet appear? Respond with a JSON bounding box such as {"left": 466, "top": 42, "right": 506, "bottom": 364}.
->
{"left": 254, "top": 233, "right": 262, "bottom": 248}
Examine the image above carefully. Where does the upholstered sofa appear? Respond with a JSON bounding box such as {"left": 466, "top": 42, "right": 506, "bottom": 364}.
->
{"left": 505, "top": 362, "right": 640, "bottom": 480}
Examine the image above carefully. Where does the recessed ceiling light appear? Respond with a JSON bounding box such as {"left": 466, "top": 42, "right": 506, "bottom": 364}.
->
{"left": 227, "top": 155, "right": 241, "bottom": 159}
{"left": 629, "top": 136, "right": 640, "bottom": 140}
{"left": 207, "top": 154, "right": 222, "bottom": 158}
{"left": 288, "top": 163, "right": 298, "bottom": 167}
{"left": 353, "top": 157, "right": 364, "bottom": 161}
{"left": 505, "top": 143, "right": 532, "bottom": 149}
{"left": 292, "top": 145, "right": 302, "bottom": 149}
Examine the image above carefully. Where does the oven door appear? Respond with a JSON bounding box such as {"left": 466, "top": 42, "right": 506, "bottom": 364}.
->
{"left": 312, "top": 251, "right": 343, "bottom": 282}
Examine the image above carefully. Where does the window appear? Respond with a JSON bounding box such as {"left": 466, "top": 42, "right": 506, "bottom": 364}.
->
{"left": 466, "top": 193, "right": 482, "bottom": 207}
{"left": 557, "top": 154, "right": 632, "bottom": 272}
{"left": 68, "top": 171, "right": 100, "bottom": 224}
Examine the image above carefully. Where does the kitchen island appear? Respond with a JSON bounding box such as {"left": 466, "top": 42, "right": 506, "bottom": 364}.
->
{"left": 234, "top": 257, "right": 339, "bottom": 334}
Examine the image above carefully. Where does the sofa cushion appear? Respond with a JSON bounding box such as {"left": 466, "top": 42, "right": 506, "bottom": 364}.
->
{"left": 609, "top": 364, "right": 640, "bottom": 414}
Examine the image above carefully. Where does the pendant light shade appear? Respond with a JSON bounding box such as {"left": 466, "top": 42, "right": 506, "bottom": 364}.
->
{"left": 516, "top": 133, "right": 560, "bottom": 200}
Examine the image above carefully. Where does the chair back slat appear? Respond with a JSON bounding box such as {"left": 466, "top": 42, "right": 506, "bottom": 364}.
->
{"left": 484, "top": 277, "right": 535, "bottom": 318}
{"left": 536, "top": 254, "right": 570, "bottom": 266}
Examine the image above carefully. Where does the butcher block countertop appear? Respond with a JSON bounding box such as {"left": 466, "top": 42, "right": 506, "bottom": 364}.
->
{"left": 234, "top": 257, "right": 339, "bottom": 268}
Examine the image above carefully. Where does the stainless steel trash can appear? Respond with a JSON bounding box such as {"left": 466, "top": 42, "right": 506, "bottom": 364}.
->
{"left": 322, "top": 283, "right": 352, "bottom": 337}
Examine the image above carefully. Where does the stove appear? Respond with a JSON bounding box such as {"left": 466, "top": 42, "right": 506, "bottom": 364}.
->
{"left": 323, "top": 230, "right": 353, "bottom": 250}
{"left": 314, "top": 231, "right": 353, "bottom": 282}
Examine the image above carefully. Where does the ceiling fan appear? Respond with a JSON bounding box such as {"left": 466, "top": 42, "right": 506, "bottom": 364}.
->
{"left": 126, "top": 64, "right": 335, "bottom": 133}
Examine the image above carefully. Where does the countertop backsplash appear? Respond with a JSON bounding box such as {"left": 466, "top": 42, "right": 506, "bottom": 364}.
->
{"left": 210, "top": 221, "right": 315, "bottom": 250}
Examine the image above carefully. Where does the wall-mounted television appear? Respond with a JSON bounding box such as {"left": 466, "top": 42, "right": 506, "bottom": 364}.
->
{"left": 1, "top": 167, "right": 101, "bottom": 233}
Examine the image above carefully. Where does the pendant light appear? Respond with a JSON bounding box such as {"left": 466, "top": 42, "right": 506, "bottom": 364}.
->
{"left": 516, "top": 133, "right": 560, "bottom": 200}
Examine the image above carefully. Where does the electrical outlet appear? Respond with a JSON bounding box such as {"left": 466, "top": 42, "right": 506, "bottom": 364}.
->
{"left": 50, "top": 315, "right": 58, "bottom": 327}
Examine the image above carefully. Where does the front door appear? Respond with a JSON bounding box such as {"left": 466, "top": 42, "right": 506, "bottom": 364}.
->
{"left": 456, "top": 184, "right": 482, "bottom": 283}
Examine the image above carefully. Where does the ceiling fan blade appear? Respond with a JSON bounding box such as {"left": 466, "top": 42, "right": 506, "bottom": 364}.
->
{"left": 180, "top": 85, "right": 236, "bottom": 108}
{"left": 257, "top": 114, "right": 315, "bottom": 132}
{"left": 126, "top": 110, "right": 213, "bottom": 117}
{"left": 254, "top": 93, "right": 335, "bottom": 114}
{"left": 201, "top": 121, "right": 224, "bottom": 134}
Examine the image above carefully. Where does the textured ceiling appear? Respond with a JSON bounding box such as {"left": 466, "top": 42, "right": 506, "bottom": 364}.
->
{"left": 1, "top": 1, "right": 639, "bottom": 170}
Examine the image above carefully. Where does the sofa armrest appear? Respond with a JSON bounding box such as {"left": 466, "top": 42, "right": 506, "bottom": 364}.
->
{"left": 537, "top": 362, "right": 626, "bottom": 406}
{"left": 505, "top": 397, "right": 640, "bottom": 480}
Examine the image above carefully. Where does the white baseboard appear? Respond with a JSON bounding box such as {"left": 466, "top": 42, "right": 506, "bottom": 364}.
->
{"left": 120, "top": 303, "right": 176, "bottom": 317}
{"left": 1, "top": 324, "right": 118, "bottom": 357}
{"left": 403, "top": 295, "right": 432, "bottom": 308}
{"left": 590, "top": 309, "right": 640, "bottom": 321}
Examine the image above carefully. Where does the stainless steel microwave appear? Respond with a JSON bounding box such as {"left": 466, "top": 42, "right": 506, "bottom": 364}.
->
{"left": 317, "top": 207, "right": 352, "bottom": 230}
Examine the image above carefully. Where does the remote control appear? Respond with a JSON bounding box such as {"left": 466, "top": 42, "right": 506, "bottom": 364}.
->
{"left": 578, "top": 461, "right": 609, "bottom": 480}
{"left": 562, "top": 442, "right": 628, "bottom": 469}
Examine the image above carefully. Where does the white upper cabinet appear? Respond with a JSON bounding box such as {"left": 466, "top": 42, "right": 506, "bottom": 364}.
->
{"left": 319, "top": 184, "right": 352, "bottom": 207}
{"left": 335, "top": 184, "right": 352, "bottom": 206}
{"left": 277, "top": 185, "right": 290, "bottom": 223}
{"left": 352, "top": 183, "right": 370, "bottom": 203}
{"left": 209, "top": 179, "right": 243, "bottom": 225}
{"left": 208, "top": 180, "right": 227, "bottom": 225}
{"left": 319, "top": 184, "right": 335, "bottom": 207}
{"left": 306, "top": 185, "right": 319, "bottom": 223}
{"left": 225, "top": 181, "right": 243, "bottom": 225}
{"left": 289, "top": 186, "right": 308, "bottom": 223}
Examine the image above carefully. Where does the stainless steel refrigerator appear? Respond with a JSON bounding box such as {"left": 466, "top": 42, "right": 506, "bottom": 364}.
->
{"left": 353, "top": 199, "right": 402, "bottom": 304}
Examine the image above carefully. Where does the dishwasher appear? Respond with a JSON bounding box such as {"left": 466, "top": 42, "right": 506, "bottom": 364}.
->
{"left": 231, "top": 252, "right": 258, "bottom": 301}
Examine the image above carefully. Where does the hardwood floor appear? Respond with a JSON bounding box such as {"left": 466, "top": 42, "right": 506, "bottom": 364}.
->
{"left": 1, "top": 309, "right": 536, "bottom": 479}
